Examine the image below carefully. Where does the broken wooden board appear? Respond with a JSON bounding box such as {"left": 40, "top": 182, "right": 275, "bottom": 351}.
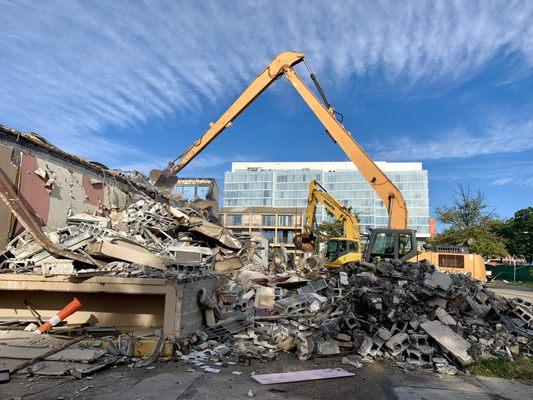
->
{"left": 0, "top": 344, "right": 106, "bottom": 362}
{"left": 252, "top": 368, "right": 354, "bottom": 385}
{"left": 214, "top": 256, "right": 243, "bottom": 271}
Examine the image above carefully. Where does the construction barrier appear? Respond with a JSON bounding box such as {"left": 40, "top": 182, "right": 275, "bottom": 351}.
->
{"left": 486, "top": 264, "right": 533, "bottom": 282}
{"left": 34, "top": 297, "right": 82, "bottom": 334}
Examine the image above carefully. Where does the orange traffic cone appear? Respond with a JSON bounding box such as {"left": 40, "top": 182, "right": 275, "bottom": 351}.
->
{"left": 34, "top": 298, "right": 82, "bottom": 334}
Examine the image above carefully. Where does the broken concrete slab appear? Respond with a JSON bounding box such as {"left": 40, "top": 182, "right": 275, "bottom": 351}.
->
{"left": 421, "top": 320, "right": 473, "bottom": 366}
{"left": 117, "top": 372, "right": 201, "bottom": 400}
{"left": 86, "top": 239, "right": 167, "bottom": 270}
{"left": 0, "top": 344, "right": 107, "bottom": 363}
{"left": 315, "top": 341, "right": 340, "bottom": 356}
{"left": 189, "top": 217, "right": 242, "bottom": 250}
{"left": 435, "top": 307, "right": 456, "bottom": 326}
{"left": 423, "top": 270, "right": 452, "bottom": 294}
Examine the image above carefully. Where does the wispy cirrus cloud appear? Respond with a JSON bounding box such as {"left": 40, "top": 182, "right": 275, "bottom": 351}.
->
{"left": 431, "top": 159, "right": 533, "bottom": 189}
{"left": 0, "top": 1, "right": 532, "bottom": 166}
{"left": 370, "top": 116, "right": 533, "bottom": 161}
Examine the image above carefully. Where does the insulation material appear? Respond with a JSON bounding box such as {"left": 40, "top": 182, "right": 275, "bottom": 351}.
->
{"left": 252, "top": 368, "right": 354, "bottom": 384}
{"left": 38, "top": 158, "right": 89, "bottom": 230}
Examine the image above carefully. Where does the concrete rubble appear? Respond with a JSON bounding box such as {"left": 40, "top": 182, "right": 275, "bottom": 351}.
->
{"left": 177, "top": 260, "right": 531, "bottom": 377}
{"left": 0, "top": 196, "right": 253, "bottom": 280}
{"left": 0, "top": 190, "right": 260, "bottom": 381}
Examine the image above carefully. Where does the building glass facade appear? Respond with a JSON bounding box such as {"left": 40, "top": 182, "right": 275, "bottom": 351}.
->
{"left": 224, "top": 162, "right": 430, "bottom": 237}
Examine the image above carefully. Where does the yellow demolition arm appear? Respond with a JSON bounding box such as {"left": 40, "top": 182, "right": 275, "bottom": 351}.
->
{"left": 304, "top": 180, "right": 360, "bottom": 240}
{"left": 152, "top": 51, "right": 408, "bottom": 230}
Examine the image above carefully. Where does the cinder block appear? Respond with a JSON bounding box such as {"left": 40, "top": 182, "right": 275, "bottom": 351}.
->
{"left": 409, "top": 334, "right": 429, "bottom": 347}
{"left": 373, "top": 327, "right": 391, "bottom": 346}
{"left": 357, "top": 336, "right": 373, "bottom": 357}
{"left": 405, "top": 348, "right": 432, "bottom": 365}
{"left": 274, "top": 294, "right": 312, "bottom": 314}
{"left": 385, "top": 333, "right": 409, "bottom": 356}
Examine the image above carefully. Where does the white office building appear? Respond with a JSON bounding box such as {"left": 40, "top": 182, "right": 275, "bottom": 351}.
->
{"left": 223, "top": 161, "right": 430, "bottom": 237}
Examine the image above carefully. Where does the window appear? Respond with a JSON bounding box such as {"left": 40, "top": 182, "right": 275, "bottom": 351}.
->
{"left": 326, "top": 240, "right": 358, "bottom": 262}
{"left": 260, "top": 229, "right": 276, "bottom": 244}
{"left": 399, "top": 233, "right": 413, "bottom": 257}
{"left": 439, "top": 254, "right": 465, "bottom": 268}
{"left": 278, "top": 215, "right": 293, "bottom": 226}
{"left": 370, "top": 232, "right": 395, "bottom": 256}
{"left": 278, "top": 230, "right": 296, "bottom": 244}
{"left": 326, "top": 240, "right": 342, "bottom": 262}
{"left": 227, "top": 214, "right": 242, "bottom": 225}
{"left": 261, "top": 215, "right": 276, "bottom": 226}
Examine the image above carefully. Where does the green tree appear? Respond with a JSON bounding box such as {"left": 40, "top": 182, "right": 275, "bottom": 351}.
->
{"left": 316, "top": 218, "right": 344, "bottom": 238}
{"left": 433, "top": 184, "right": 508, "bottom": 257}
{"left": 496, "top": 207, "right": 533, "bottom": 258}
{"left": 435, "top": 184, "right": 494, "bottom": 229}
{"left": 316, "top": 207, "right": 358, "bottom": 239}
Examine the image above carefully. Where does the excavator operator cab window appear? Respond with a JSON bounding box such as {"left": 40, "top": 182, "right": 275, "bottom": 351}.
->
{"left": 326, "top": 240, "right": 358, "bottom": 262}
{"left": 370, "top": 232, "right": 395, "bottom": 258}
{"left": 365, "top": 229, "right": 417, "bottom": 263}
{"left": 399, "top": 233, "right": 413, "bottom": 257}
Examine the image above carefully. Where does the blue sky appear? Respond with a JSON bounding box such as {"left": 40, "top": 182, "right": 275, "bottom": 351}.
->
{"left": 1, "top": 1, "right": 532, "bottom": 221}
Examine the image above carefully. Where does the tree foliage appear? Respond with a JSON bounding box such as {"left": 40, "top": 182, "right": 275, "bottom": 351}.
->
{"left": 433, "top": 225, "right": 508, "bottom": 257}
{"left": 495, "top": 207, "right": 533, "bottom": 258}
{"left": 316, "top": 218, "right": 344, "bottom": 239}
{"left": 435, "top": 185, "right": 494, "bottom": 230}
{"left": 433, "top": 184, "right": 508, "bottom": 257}
{"left": 316, "top": 207, "right": 358, "bottom": 239}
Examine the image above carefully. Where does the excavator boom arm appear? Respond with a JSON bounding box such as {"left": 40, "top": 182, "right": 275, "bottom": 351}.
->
{"left": 151, "top": 51, "right": 408, "bottom": 229}
{"left": 303, "top": 180, "right": 360, "bottom": 240}
{"left": 151, "top": 52, "right": 305, "bottom": 180}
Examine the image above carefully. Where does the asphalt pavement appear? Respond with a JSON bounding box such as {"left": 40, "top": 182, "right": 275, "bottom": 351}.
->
{"left": 1, "top": 353, "right": 531, "bottom": 400}
{"left": 487, "top": 282, "right": 533, "bottom": 302}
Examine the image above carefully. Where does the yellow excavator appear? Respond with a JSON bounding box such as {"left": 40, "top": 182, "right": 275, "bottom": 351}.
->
{"left": 149, "top": 51, "right": 487, "bottom": 281}
{"left": 294, "top": 179, "right": 362, "bottom": 268}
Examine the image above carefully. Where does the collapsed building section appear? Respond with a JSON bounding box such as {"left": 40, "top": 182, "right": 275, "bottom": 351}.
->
{"left": 0, "top": 125, "right": 253, "bottom": 340}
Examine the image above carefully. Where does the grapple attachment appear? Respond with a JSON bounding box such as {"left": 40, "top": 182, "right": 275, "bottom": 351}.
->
{"left": 293, "top": 232, "right": 316, "bottom": 252}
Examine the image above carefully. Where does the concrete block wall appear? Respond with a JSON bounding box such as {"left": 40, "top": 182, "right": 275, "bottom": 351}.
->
{"left": 177, "top": 276, "right": 221, "bottom": 338}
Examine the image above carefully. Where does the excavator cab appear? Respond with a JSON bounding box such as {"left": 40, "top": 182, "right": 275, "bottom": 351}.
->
{"left": 364, "top": 229, "right": 418, "bottom": 263}
{"left": 325, "top": 238, "right": 361, "bottom": 268}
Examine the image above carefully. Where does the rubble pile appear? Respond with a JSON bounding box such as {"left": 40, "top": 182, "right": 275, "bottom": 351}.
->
{"left": 186, "top": 261, "right": 532, "bottom": 375}
{"left": 0, "top": 191, "right": 531, "bottom": 379}
{"left": 0, "top": 197, "right": 251, "bottom": 279}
